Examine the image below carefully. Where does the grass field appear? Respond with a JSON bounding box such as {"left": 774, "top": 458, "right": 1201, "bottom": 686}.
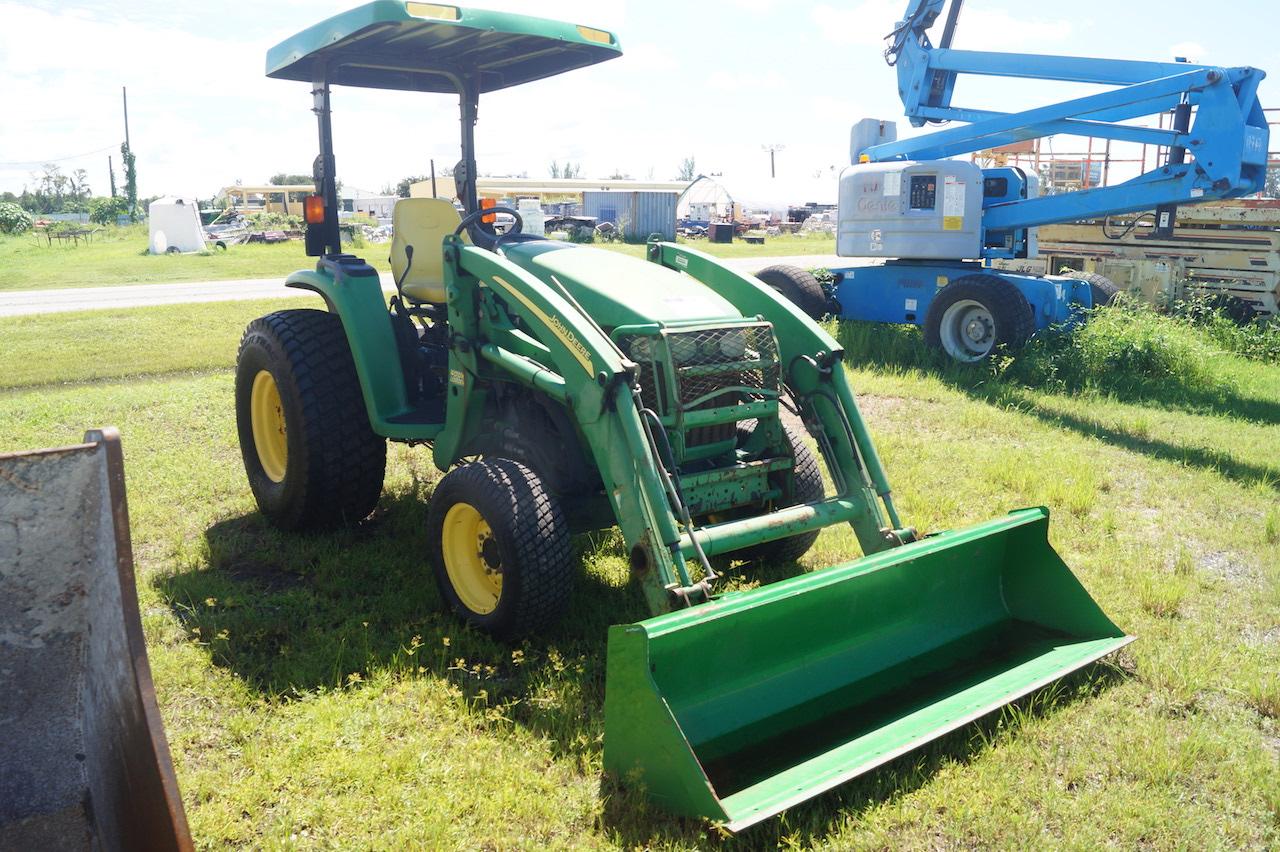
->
{"left": 1, "top": 299, "right": 1276, "bottom": 849}
{"left": 0, "top": 225, "right": 837, "bottom": 292}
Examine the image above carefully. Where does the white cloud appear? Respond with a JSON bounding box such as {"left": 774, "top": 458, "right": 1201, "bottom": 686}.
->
{"left": 0, "top": 3, "right": 284, "bottom": 197}
{"left": 729, "top": 0, "right": 778, "bottom": 12}
{"left": 811, "top": 2, "right": 1078, "bottom": 52}
{"left": 621, "top": 42, "right": 681, "bottom": 74}
{"left": 0, "top": 1, "right": 638, "bottom": 197}
{"left": 1168, "top": 41, "right": 1207, "bottom": 62}
{"left": 811, "top": 1, "right": 902, "bottom": 47}
{"left": 707, "top": 70, "right": 783, "bottom": 92}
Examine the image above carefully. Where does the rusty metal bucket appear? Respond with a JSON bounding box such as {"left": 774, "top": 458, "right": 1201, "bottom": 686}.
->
{"left": 0, "top": 429, "right": 192, "bottom": 851}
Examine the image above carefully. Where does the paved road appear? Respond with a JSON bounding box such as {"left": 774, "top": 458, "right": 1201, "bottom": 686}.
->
{"left": 0, "top": 255, "right": 852, "bottom": 318}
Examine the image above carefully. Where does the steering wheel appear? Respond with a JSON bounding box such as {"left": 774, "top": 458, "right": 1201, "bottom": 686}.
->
{"left": 454, "top": 206, "right": 523, "bottom": 238}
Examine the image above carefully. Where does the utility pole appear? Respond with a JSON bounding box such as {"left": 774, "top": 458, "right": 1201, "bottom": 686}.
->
{"left": 122, "top": 86, "right": 131, "bottom": 149}
{"left": 122, "top": 86, "right": 137, "bottom": 221}
{"left": 108, "top": 156, "right": 117, "bottom": 198}
{"left": 762, "top": 144, "right": 785, "bottom": 178}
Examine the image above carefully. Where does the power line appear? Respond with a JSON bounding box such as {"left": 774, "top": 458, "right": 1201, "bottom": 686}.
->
{"left": 0, "top": 144, "right": 117, "bottom": 168}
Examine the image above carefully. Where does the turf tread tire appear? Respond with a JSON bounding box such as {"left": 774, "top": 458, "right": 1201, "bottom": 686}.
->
{"left": 236, "top": 309, "right": 386, "bottom": 531}
{"left": 923, "top": 274, "right": 1035, "bottom": 362}
{"left": 756, "top": 265, "right": 828, "bottom": 320}
{"left": 739, "top": 422, "right": 826, "bottom": 565}
{"left": 427, "top": 459, "right": 573, "bottom": 640}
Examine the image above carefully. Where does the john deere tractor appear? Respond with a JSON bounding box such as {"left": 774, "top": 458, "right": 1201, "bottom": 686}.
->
{"left": 237, "top": 3, "right": 1131, "bottom": 830}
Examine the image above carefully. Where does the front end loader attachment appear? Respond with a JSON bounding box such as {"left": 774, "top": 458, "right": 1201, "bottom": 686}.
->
{"left": 604, "top": 507, "right": 1131, "bottom": 831}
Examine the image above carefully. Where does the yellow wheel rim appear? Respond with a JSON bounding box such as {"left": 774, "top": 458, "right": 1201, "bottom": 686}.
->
{"left": 250, "top": 370, "right": 288, "bottom": 483}
{"left": 441, "top": 502, "right": 502, "bottom": 615}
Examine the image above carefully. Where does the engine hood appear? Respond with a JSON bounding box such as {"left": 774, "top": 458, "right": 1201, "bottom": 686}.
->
{"left": 499, "top": 242, "right": 743, "bottom": 328}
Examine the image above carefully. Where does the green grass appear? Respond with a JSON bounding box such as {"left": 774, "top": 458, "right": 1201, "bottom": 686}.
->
{"left": 0, "top": 298, "right": 302, "bottom": 391}
{"left": 0, "top": 226, "right": 835, "bottom": 292}
{"left": 1, "top": 302, "right": 1277, "bottom": 849}
{"left": 0, "top": 225, "right": 336, "bottom": 291}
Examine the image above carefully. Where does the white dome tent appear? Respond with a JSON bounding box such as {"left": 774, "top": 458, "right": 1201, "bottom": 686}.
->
{"left": 678, "top": 172, "right": 838, "bottom": 223}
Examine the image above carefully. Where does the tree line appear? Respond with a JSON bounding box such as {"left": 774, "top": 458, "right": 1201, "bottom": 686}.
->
{"left": 3, "top": 141, "right": 139, "bottom": 225}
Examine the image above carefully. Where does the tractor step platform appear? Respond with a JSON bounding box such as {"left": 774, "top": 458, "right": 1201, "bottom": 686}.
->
{"left": 386, "top": 398, "right": 445, "bottom": 426}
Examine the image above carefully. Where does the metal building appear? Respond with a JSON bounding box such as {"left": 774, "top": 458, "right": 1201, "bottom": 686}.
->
{"left": 582, "top": 191, "right": 677, "bottom": 241}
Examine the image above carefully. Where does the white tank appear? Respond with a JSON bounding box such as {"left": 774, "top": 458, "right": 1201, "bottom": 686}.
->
{"left": 517, "top": 198, "right": 545, "bottom": 237}
{"left": 148, "top": 197, "right": 207, "bottom": 254}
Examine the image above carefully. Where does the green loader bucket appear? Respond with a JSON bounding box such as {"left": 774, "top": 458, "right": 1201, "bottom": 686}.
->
{"left": 604, "top": 507, "right": 1132, "bottom": 831}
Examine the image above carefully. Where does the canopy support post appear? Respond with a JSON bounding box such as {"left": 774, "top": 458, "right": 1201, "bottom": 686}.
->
{"left": 457, "top": 77, "right": 480, "bottom": 216}
{"left": 310, "top": 67, "right": 342, "bottom": 255}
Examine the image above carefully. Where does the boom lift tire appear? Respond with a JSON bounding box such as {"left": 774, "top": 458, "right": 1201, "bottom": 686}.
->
{"left": 755, "top": 265, "right": 828, "bottom": 320}
{"left": 736, "top": 421, "right": 826, "bottom": 565}
{"left": 1079, "top": 272, "right": 1120, "bottom": 308}
{"left": 1199, "top": 292, "right": 1259, "bottom": 325}
{"left": 427, "top": 458, "right": 574, "bottom": 640}
{"left": 924, "top": 274, "right": 1035, "bottom": 362}
{"left": 236, "top": 309, "right": 386, "bottom": 530}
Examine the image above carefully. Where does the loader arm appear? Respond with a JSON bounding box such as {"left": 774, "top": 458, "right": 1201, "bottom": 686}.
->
{"left": 442, "top": 240, "right": 873, "bottom": 612}
{"left": 441, "top": 239, "right": 699, "bottom": 614}
{"left": 645, "top": 239, "right": 909, "bottom": 553}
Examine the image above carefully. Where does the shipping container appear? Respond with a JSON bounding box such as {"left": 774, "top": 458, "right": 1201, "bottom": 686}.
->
{"left": 582, "top": 191, "right": 677, "bottom": 241}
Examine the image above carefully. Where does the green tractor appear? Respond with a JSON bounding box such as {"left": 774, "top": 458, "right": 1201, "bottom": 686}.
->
{"left": 237, "top": 3, "right": 1132, "bottom": 831}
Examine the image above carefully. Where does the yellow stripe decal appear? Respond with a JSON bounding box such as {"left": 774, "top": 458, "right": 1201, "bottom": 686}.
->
{"left": 491, "top": 275, "right": 594, "bottom": 375}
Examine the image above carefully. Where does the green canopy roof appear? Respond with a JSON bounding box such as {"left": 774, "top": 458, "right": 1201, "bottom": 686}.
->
{"left": 266, "top": 1, "right": 621, "bottom": 93}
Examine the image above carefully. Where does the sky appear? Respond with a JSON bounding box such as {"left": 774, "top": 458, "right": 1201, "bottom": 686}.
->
{"left": 1, "top": 0, "right": 1276, "bottom": 202}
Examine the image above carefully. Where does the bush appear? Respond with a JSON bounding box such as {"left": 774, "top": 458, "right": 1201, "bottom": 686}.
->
{"left": 0, "top": 201, "right": 33, "bottom": 234}
{"left": 1174, "top": 293, "right": 1280, "bottom": 362}
{"left": 88, "top": 196, "right": 128, "bottom": 226}
{"left": 245, "top": 211, "right": 303, "bottom": 230}
{"left": 837, "top": 298, "right": 1235, "bottom": 404}
{"left": 999, "top": 298, "right": 1231, "bottom": 400}
{"left": 1201, "top": 315, "right": 1280, "bottom": 362}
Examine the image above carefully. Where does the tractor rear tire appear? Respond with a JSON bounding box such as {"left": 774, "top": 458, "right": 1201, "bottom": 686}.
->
{"left": 756, "top": 265, "right": 828, "bottom": 320}
{"left": 427, "top": 459, "right": 573, "bottom": 640}
{"left": 236, "top": 309, "right": 386, "bottom": 531}
{"left": 1080, "top": 272, "right": 1120, "bottom": 307}
{"left": 738, "top": 421, "right": 826, "bottom": 565}
{"left": 923, "top": 274, "right": 1035, "bottom": 363}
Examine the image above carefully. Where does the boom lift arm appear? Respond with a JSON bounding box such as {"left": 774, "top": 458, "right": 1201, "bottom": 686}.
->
{"left": 867, "top": 0, "right": 1269, "bottom": 233}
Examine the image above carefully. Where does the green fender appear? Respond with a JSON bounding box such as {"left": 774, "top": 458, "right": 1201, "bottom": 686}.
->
{"left": 284, "top": 267, "right": 442, "bottom": 441}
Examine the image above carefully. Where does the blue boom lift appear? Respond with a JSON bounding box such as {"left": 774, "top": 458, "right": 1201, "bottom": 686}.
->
{"left": 795, "top": 0, "right": 1269, "bottom": 361}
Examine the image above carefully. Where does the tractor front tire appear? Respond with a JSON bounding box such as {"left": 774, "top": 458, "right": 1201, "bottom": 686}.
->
{"left": 236, "top": 309, "right": 386, "bottom": 531}
{"left": 738, "top": 421, "right": 826, "bottom": 565}
{"left": 923, "top": 274, "right": 1034, "bottom": 363}
{"left": 756, "top": 265, "right": 828, "bottom": 320}
{"left": 427, "top": 459, "right": 574, "bottom": 640}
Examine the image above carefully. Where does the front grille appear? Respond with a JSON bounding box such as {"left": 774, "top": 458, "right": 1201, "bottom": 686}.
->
{"left": 620, "top": 324, "right": 781, "bottom": 450}
{"left": 670, "top": 326, "right": 780, "bottom": 408}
